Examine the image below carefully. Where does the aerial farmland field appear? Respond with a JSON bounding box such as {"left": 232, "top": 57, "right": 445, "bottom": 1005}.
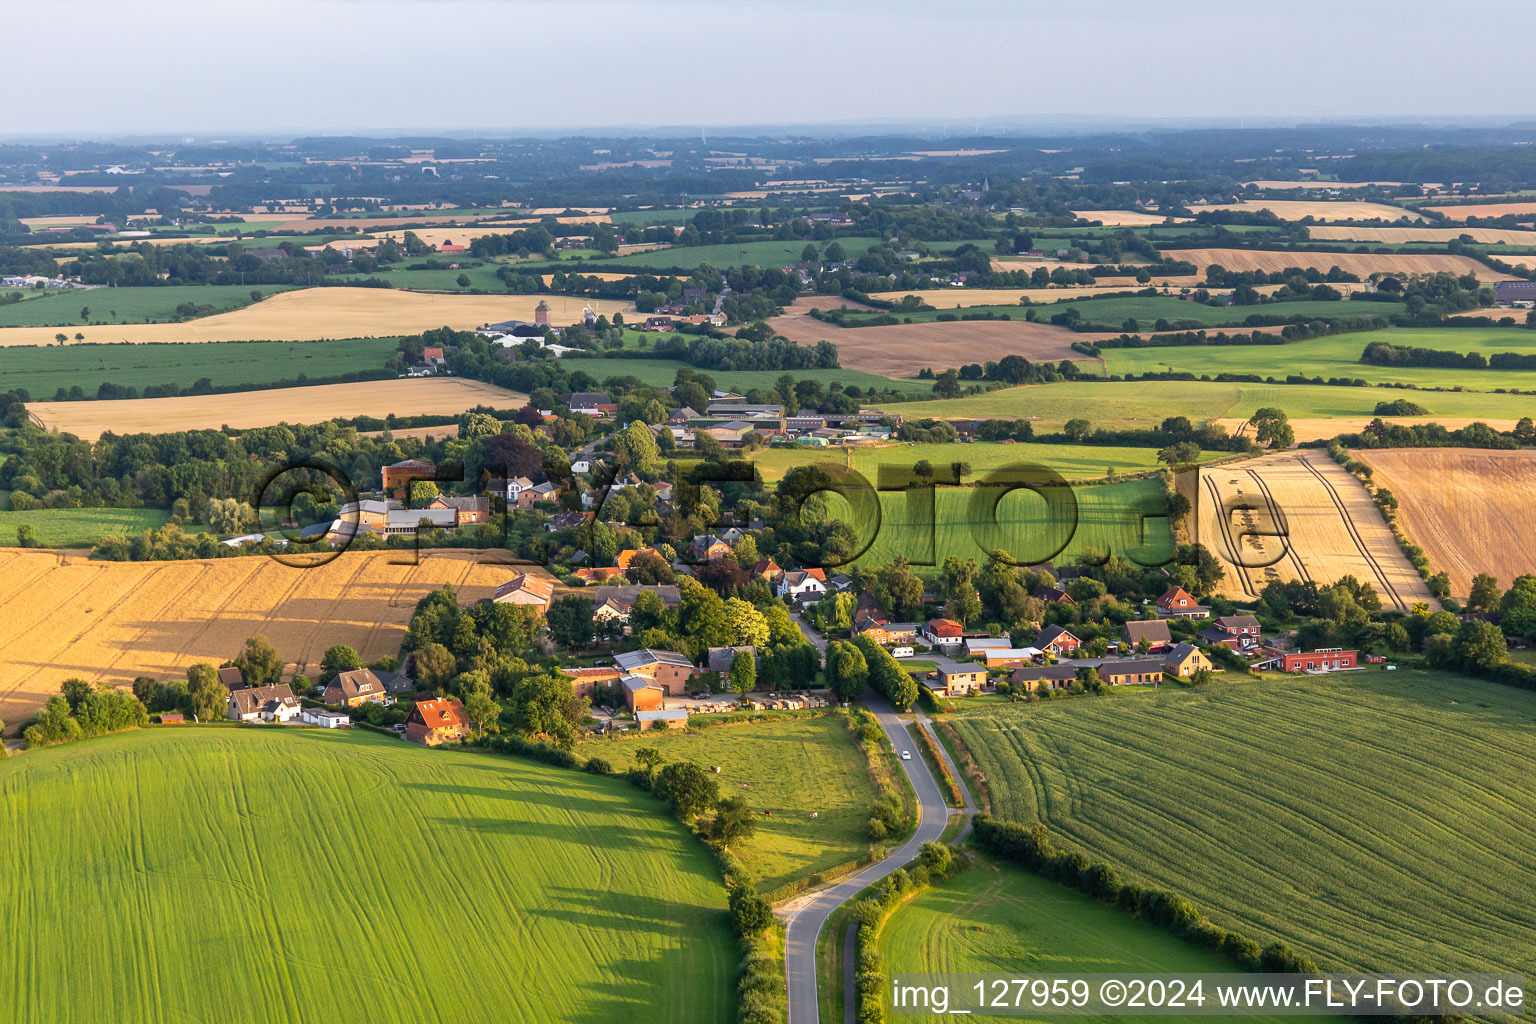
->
{"left": 1195, "top": 449, "right": 1430, "bottom": 609}
{"left": 823, "top": 477, "right": 1174, "bottom": 573}
{"left": 0, "top": 337, "right": 396, "bottom": 397}
{"left": 0, "top": 284, "right": 294, "bottom": 327}
{"left": 26, "top": 376, "right": 528, "bottom": 438}
{"left": 586, "top": 714, "right": 882, "bottom": 892}
{"left": 944, "top": 669, "right": 1536, "bottom": 979}
{"left": 1100, "top": 326, "right": 1536, "bottom": 390}
{"left": 0, "top": 728, "right": 733, "bottom": 1024}
{"left": 1352, "top": 447, "right": 1536, "bottom": 599}
{"left": 0, "top": 549, "right": 534, "bottom": 732}
{"left": 1161, "top": 247, "right": 1511, "bottom": 281}
{"left": 0, "top": 287, "right": 625, "bottom": 347}
{"left": 747, "top": 441, "right": 1226, "bottom": 485}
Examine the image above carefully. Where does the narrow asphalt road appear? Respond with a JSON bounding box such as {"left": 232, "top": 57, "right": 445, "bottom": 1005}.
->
{"left": 782, "top": 608, "right": 955, "bottom": 1024}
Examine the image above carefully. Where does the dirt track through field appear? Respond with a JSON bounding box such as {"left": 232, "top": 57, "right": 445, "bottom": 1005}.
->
{"left": 1197, "top": 450, "right": 1430, "bottom": 610}
{"left": 0, "top": 287, "right": 633, "bottom": 346}
{"left": 1352, "top": 448, "right": 1536, "bottom": 600}
{"left": 0, "top": 550, "right": 548, "bottom": 734}
{"left": 1164, "top": 248, "right": 1514, "bottom": 282}
{"left": 28, "top": 377, "right": 528, "bottom": 439}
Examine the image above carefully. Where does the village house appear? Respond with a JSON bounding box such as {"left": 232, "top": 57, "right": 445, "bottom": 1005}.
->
{"left": 1098, "top": 658, "right": 1166, "bottom": 686}
{"left": 563, "top": 666, "right": 623, "bottom": 699}
{"left": 1032, "top": 584, "right": 1075, "bottom": 606}
{"left": 226, "top": 683, "right": 301, "bottom": 723}
{"left": 705, "top": 646, "right": 758, "bottom": 675}
{"left": 1010, "top": 663, "right": 1078, "bottom": 692}
{"left": 547, "top": 509, "right": 592, "bottom": 532}
{"left": 1164, "top": 642, "right": 1214, "bottom": 677}
{"left": 965, "top": 637, "right": 1013, "bottom": 657}
{"left": 382, "top": 506, "right": 458, "bottom": 537}
{"left": 571, "top": 566, "right": 624, "bottom": 585}
{"left": 217, "top": 666, "right": 245, "bottom": 690}
{"left": 616, "top": 547, "right": 665, "bottom": 570}
{"left": 1121, "top": 619, "right": 1172, "bottom": 652}
{"left": 1254, "top": 647, "right": 1359, "bottom": 673}
{"left": 562, "top": 391, "right": 616, "bottom": 416}
{"left": 1035, "top": 624, "right": 1081, "bottom": 656}
{"left": 1198, "top": 615, "right": 1262, "bottom": 650}
{"left": 751, "top": 557, "right": 784, "bottom": 582}
{"left": 690, "top": 534, "right": 733, "bottom": 562}
{"left": 405, "top": 697, "right": 470, "bottom": 746}
{"left": 855, "top": 621, "right": 919, "bottom": 646}
{"left": 621, "top": 674, "right": 665, "bottom": 712}
{"left": 323, "top": 668, "right": 389, "bottom": 708}
{"left": 588, "top": 585, "right": 682, "bottom": 631}
{"left": 776, "top": 568, "right": 827, "bottom": 601}
{"left": 491, "top": 573, "right": 555, "bottom": 612}
{"left": 429, "top": 494, "right": 491, "bottom": 525}
{"left": 382, "top": 459, "right": 436, "bottom": 499}
{"left": 614, "top": 648, "right": 698, "bottom": 694}
{"left": 979, "top": 647, "right": 1042, "bottom": 670}
{"left": 1155, "top": 586, "right": 1209, "bottom": 620}
{"left": 937, "top": 665, "right": 989, "bottom": 696}
{"left": 920, "top": 618, "right": 966, "bottom": 649}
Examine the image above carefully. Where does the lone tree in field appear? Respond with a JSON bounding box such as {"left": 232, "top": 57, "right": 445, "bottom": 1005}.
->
{"left": 1248, "top": 407, "right": 1295, "bottom": 449}
{"left": 15, "top": 524, "right": 37, "bottom": 548}
{"left": 186, "top": 663, "right": 225, "bottom": 722}
{"left": 706, "top": 795, "right": 757, "bottom": 851}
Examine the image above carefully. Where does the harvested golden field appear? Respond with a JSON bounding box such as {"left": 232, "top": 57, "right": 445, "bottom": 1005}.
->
{"left": 1422, "top": 202, "right": 1536, "bottom": 221}
{"left": 1351, "top": 448, "right": 1536, "bottom": 600}
{"left": 1198, "top": 200, "right": 1426, "bottom": 222}
{"left": 1071, "top": 209, "right": 1190, "bottom": 225}
{"left": 1164, "top": 248, "right": 1514, "bottom": 282}
{"left": 0, "top": 549, "right": 539, "bottom": 733}
{"left": 28, "top": 378, "right": 527, "bottom": 440}
{"left": 1216, "top": 416, "right": 1525, "bottom": 443}
{"left": 1196, "top": 450, "right": 1430, "bottom": 611}
{"left": 1306, "top": 225, "right": 1536, "bottom": 245}
{"left": 768, "top": 312, "right": 1095, "bottom": 376}
{"left": 0, "top": 287, "right": 631, "bottom": 347}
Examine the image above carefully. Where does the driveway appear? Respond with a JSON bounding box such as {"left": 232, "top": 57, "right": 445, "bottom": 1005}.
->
{"left": 781, "top": 691, "right": 952, "bottom": 1024}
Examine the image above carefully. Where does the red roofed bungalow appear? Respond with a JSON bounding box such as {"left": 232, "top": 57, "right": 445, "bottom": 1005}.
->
{"left": 1155, "top": 585, "right": 1208, "bottom": 619}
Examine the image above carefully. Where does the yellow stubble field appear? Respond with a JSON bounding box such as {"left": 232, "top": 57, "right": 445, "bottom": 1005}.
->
{"left": 28, "top": 378, "right": 528, "bottom": 440}
{"left": 0, "top": 287, "right": 632, "bottom": 347}
{"left": 0, "top": 549, "right": 542, "bottom": 733}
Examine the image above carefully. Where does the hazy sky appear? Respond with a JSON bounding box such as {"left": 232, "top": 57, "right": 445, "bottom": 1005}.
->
{"left": 12, "top": 0, "right": 1536, "bottom": 137}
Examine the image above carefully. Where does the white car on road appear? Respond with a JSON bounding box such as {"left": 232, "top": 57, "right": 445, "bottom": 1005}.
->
{"left": 901, "top": 750, "right": 911, "bottom": 760}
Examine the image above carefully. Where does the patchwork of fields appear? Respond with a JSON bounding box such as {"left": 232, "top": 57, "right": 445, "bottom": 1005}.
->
{"left": 0, "top": 728, "right": 732, "bottom": 1023}
{"left": 1196, "top": 449, "right": 1429, "bottom": 609}
{"left": 0, "top": 549, "right": 532, "bottom": 732}
{"left": 768, "top": 313, "right": 1094, "bottom": 376}
{"left": 0, "top": 285, "right": 294, "bottom": 327}
{"left": 1353, "top": 447, "right": 1536, "bottom": 600}
{"left": 27, "top": 377, "right": 527, "bottom": 438}
{"left": 944, "top": 670, "right": 1536, "bottom": 977}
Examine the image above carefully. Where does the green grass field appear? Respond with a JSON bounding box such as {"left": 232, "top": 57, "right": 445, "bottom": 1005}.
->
{"left": 354, "top": 262, "right": 509, "bottom": 292}
{"left": 749, "top": 441, "right": 1224, "bottom": 485}
{"left": 0, "top": 337, "right": 397, "bottom": 398}
{"left": 880, "top": 857, "right": 1301, "bottom": 1024}
{"left": 557, "top": 356, "right": 937, "bottom": 396}
{"left": 822, "top": 477, "right": 1172, "bottom": 572}
{"left": 1102, "top": 326, "right": 1536, "bottom": 391}
{"left": 0, "top": 285, "right": 294, "bottom": 327}
{"left": 0, "top": 728, "right": 732, "bottom": 1024}
{"left": 839, "top": 296, "right": 1403, "bottom": 330}
{"left": 944, "top": 669, "right": 1536, "bottom": 978}
{"left": 0, "top": 500, "right": 204, "bottom": 547}
{"left": 584, "top": 714, "right": 881, "bottom": 892}
{"left": 896, "top": 379, "right": 1536, "bottom": 431}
